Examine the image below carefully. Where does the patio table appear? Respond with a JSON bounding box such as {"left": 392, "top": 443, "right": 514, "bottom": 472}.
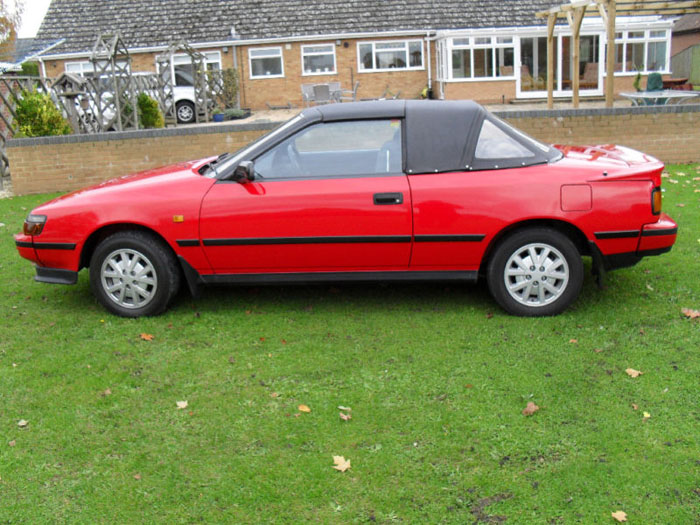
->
{"left": 620, "top": 90, "right": 700, "bottom": 106}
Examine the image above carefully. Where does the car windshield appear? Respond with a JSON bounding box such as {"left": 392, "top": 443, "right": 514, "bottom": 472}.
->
{"left": 204, "top": 114, "right": 304, "bottom": 178}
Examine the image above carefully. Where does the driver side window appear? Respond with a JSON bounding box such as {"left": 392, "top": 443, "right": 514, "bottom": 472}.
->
{"left": 254, "top": 119, "right": 402, "bottom": 180}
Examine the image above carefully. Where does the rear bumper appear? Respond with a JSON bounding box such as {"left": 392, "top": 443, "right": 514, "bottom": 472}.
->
{"left": 590, "top": 213, "right": 677, "bottom": 273}
{"left": 637, "top": 213, "right": 677, "bottom": 253}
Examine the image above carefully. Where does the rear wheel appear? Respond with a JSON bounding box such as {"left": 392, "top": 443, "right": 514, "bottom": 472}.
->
{"left": 487, "top": 228, "right": 583, "bottom": 316}
{"left": 89, "top": 231, "right": 180, "bottom": 317}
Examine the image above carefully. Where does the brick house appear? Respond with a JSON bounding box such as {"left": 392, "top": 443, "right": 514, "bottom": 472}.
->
{"left": 33, "top": 0, "right": 675, "bottom": 110}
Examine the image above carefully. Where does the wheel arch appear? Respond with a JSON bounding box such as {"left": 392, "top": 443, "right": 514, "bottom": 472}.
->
{"left": 479, "top": 219, "right": 591, "bottom": 276}
{"left": 79, "top": 223, "right": 175, "bottom": 270}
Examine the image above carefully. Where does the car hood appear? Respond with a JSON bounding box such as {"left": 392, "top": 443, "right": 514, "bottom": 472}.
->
{"left": 34, "top": 159, "right": 215, "bottom": 212}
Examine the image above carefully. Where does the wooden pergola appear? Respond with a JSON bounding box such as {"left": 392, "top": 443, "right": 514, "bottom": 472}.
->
{"left": 536, "top": 0, "right": 700, "bottom": 108}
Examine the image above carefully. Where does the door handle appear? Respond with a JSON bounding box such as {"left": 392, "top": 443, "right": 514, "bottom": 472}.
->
{"left": 373, "top": 192, "right": 403, "bottom": 205}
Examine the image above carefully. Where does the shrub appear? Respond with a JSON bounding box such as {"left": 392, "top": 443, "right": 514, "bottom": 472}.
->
{"left": 137, "top": 93, "right": 164, "bottom": 128}
{"left": 21, "top": 62, "right": 40, "bottom": 77}
{"left": 13, "top": 89, "right": 72, "bottom": 138}
{"left": 208, "top": 68, "right": 239, "bottom": 110}
{"left": 223, "top": 108, "right": 250, "bottom": 120}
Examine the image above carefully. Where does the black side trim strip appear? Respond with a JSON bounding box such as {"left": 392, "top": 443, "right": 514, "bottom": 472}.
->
{"left": 34, "top": 266, "right": 78, "bottom": 285}
{"left": 200, "top": 270, "right": 478, "bottom": 285}
{"left": 641, "top": 227, "right": 677, "bottom": 237}
{"left": 15, "top": 240, "right": 33, "bottom": 248}
{"left": 176, "top": 239, "right": 200, "bottom": 247}
{"left": 33, "top": 242, "right": 76, "bottom": 250}
{"left": 594, "top": 230, "right": 639, "bottom": 240}
{"left": 202, "top": 235, "right": 412, "bottom": 246}
{"left": 414, "top": 234, "right": 485, "bottom": 243}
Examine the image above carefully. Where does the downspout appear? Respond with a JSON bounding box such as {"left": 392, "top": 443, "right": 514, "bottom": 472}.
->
{"left": 424, "top": 31, "right": 440, "bottom": 99}
{"left": 39, "top": 57, "right": 47, "bottom": 78}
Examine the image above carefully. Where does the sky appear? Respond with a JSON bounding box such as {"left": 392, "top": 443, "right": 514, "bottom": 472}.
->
{"left": 17, "top": 0, "right": 52, "bottom": 38}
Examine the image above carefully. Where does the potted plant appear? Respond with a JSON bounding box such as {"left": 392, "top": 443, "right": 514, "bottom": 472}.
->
{"left": 212, "top": 106, "right": 225, "bottom": 122}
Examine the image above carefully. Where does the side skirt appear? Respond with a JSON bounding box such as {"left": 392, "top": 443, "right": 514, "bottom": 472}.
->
{"left": 176, "top": 257, "right": 478, "bottom": 293}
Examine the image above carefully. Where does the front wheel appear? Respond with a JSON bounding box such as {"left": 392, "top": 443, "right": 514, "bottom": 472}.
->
{"left": 176, "top": 101, "right": 195, "bottom": 124}
{"left": 89, "top": 231, "right": 180, "bottom": 317}
{"left": 486, "top": 228, "right": 583, "bottom": 317}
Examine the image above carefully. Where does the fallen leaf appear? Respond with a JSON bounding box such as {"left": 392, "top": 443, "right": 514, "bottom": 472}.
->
{"left": 298, "top": 404, "right": 311, "bottom": 413}
{"left": 176, "top": 400, "right": 188, "bottom": 409}
{"left": 228, "top": 356, "right": 236, "bottom": 364}
{"left": 522, "top": 402, "right": 539, "bottom": 416}
{"left": 625, "top": 368, "right": 643, "bottom": 378}
{"left": 645, "top": 283, "right": 654, "bottom": 291}
{"left": 270, "top": 392, "right": 279, "bottom": 398}
{"left": 339, "top": 412, "right": 352, "bottom": 421}
{"left": 611, "top": 510, "right": 627, "bottom": 522}
{"left": 17, "top": 420, "right": 28, "bottom": 428}
{"left": 676, "top": 203, "right": 685, "bottom": 207}
{"left": 8, "top": 440, "right": 16, "bottom": 447}
{"left": 465, "top": 383, "right": 474, "bottom": 388}
{"left": 486, "top": 312, "right": 494, "bottom": 319}
{"left": 337, "top": 405, "right": 352, "bottom": 411}
{"left": 332, "top": 455, "right": 351, "bottom": 472}
{"left": 133, "top": 473, "right": 141, "bottom": 480}
{"left": 259, "top": 337, "right": 266, "bottom": 342}
{"left": 631, "top": 404, "right": 638, "bottom": 410}
{"left": 643, "top": 411, "right": 651, "bottom": 419}
{"left": 140, "top": 333, "right": 154, "bottom": 341}
{"left": 12, "top": 363, "right": 17, "bottom": 367}
{"left": 101, "top": 388, "right": 112, "bottom": 397}
{"left": 594, "top": 348, "right": 603, "bottom": 353}
{"left": 681, "top": 308, "right": 700, "bottom": 319}
{"left": 569, "top": 339, "right": 578, "bottom": 344}
{"left": 668, "top": 178, "right": 678, "bottom": 184}
{"left": 281, "top": 339, "right": 287, "bottom": 345}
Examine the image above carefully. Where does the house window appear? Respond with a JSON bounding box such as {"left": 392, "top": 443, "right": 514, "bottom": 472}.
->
{"left": 450, "top": 36, "right": 515, "bottom": 80}
{"left": 65, "top": 60, "right": 130, "bottom": 77}
{"left": 302, "top": 44, "right": 336, "bottom": 75}
{"left": 171, "top": 51, "right": 222, "bottom": 86}
{"left": 612, "top": 29, "right": 668, "bottom": 73}
{"left": 249, "top": 47, "right": 284, "bottom": 79}
{"left": 357, "top": 40, "right": 423, "bottom": 72}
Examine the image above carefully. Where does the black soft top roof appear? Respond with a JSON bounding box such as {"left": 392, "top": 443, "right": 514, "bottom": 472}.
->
{"left": 302, "top": 100, "right": 552, "bottom": 174}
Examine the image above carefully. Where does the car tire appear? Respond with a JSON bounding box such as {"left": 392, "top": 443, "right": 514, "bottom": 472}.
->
{"left": 487, "top": 228, "right": 583, "bottom": 317}
{"left": 176, "top": 101, "right": 196, "bottom": 124}
{"left": 89, "top": 231, "right": 180, "bottom": 317}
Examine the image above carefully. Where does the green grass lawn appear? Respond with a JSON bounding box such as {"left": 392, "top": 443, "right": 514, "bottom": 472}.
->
{"left": 1, "top": 165, "right": 699, "bottom": 524}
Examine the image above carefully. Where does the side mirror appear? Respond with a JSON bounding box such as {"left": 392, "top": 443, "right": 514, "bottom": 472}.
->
{"left": 232, "top": 160, "right": 255, "bottom": 183}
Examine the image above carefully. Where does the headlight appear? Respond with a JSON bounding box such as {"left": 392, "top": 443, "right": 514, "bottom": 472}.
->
{"left": 23, "top": 214, "right": 47, "bottom": 236}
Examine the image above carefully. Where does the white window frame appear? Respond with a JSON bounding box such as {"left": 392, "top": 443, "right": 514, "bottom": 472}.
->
{"left": 301, "top": 43, "right": 337, "bottom": 76}
{"left": 356, "top": 39, "right": 424, "bottom": 73}
{"left": 611, "top": 29, "right": 670, "bottom": 75}
{"left": 65, "top": 60, "right": 132, "bottom": 77}
{"left": 65, "top": 61, "right": 95, "bottom": 76}
{"left": 448, "top": 35, "right": 516, "bottom": 81}
{"left": 248, "top": 46, "right": 285, "bottom": 79}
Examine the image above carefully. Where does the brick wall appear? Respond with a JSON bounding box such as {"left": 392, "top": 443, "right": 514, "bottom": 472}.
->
{"left": 238, "top": 38, "right": 429, "bottom": 109}
{"left": 7, "top": 123, "right": 270, "bottom": 195}
{"left": 7, "top": 105, "right": 700, "bottom": 195}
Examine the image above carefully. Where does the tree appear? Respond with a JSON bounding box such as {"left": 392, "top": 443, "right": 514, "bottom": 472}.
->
{"left": 0, "top": 0, "right": 23, "bottom": 66}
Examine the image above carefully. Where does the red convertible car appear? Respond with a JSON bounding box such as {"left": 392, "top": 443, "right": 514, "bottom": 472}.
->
{"left": 15, "top": 100, "right": 677, "bottom": 317}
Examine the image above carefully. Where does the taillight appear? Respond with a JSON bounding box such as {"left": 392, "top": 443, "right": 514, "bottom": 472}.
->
{"left": 651, "top": 187, "right": 662, "bottom": 215}
{"left": 23, "top": 214, "right": 46, "bottom": 236}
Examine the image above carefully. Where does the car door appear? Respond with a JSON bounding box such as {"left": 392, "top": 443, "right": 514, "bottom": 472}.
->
{"left": 199, "top": 118, "right": 412, "bottom": 273}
